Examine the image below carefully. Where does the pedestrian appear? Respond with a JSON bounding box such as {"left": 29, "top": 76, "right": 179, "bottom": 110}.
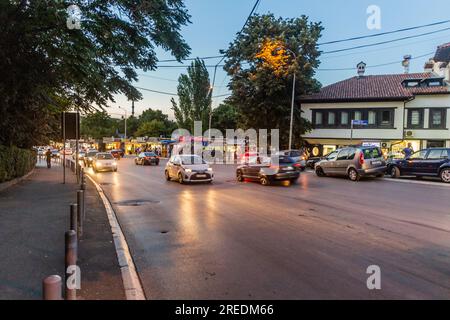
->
{"left": 402, "top": 143, "right": 414, "bottom": 158}
{"left": 45, "top": 148, "right": 52, "bottom": 169}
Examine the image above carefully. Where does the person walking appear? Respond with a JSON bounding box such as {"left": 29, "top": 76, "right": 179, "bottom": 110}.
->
{"left": 402, "top": 143, "right": 414, "bottom": 158}
{"left": 45, "top": 148, "right": 52, "bottom": 168}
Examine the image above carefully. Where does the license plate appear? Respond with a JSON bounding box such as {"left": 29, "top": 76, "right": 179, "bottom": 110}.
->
{"left": 196, "top": 174, "right": 206, "bottom": 178}
{"left": 372, "top": 161, "right": 381, "bottom": 165}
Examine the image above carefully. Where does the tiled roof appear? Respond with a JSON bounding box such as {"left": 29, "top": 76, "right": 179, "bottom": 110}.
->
{"left": 301, "top": 73, "right": 449, "bottom": 103}
{"left": 434, "top": 42, "right": 450, "bottom": 62}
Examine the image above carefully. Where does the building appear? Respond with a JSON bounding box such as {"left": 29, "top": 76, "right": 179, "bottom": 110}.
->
{"left": 300, "top": 44, "right": 450, "bottom": 157}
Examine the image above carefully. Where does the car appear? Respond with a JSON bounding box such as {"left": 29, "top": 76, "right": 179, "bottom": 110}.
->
{"left": 236, "top": 155, "right": 301, "bottom": 186}
{"left": 110, "top": 149, "right": 125, "bottom": 159}
{"left": 306, "top": 156, "right": 324, "bottom": 169}
{"left": 135, "top": 152, "right": 160, "bottom": 166}
{"left": 315, "top": 146, "right": 386, "bottom": 181}
{"left": 84, "top": 150, "right": 98, "bottom": 167}
{"left": 51, "top": 149, "right": 60, "bottom": 158}
{"left": 387, "top": 148, "right": 450, "bottom": 183}
{"left": 276, "top": 149, "right": 307, "bottom": 171}
{"left": 92, "top": 153, "right": 117, "bottom": 172}
{"left": 165, "top": 155, "right": 214, "bottom": 184}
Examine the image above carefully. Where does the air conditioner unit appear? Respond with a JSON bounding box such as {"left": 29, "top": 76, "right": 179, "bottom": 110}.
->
{"left": 381, "top": 142, "right": 390, "bottom": 149}
{"left": 405, "top": 130, "right": 413, "bottom": 137}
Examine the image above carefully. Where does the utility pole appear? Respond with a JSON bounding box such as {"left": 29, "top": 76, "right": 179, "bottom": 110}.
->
{"left": 118, "top": 106, "right": 127, "bottom": 139}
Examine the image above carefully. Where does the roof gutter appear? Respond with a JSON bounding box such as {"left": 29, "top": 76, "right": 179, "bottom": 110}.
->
{"left": 402, "top": 96, "right": 416, "bottom": 141}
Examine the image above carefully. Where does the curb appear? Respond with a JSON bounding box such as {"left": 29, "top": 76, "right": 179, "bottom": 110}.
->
{"left": 0, "top": 168, "right": 35, "bottom": 193}
{"left": 86, "top": 174, "right": 146, "bottom": 300}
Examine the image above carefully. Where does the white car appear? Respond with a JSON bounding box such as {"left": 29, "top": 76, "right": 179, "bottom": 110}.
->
{"left": 92, "top": 153, "right": 117, "bottom": 172}
{"left": 165, "top": 155, "right": 214, "bottom": 184}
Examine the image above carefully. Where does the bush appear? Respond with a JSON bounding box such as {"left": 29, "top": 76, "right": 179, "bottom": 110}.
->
{"left": 0, "top": 145, "right": 36, "bottom": 183}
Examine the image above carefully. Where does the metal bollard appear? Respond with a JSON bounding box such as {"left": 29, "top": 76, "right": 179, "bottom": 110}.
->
{"left": 77, "top": 191, "right": 84, "bottom": 238}
{"left": 43, "top": 275, "right": 63, "bottom": 300}
{"left": 65, "top": 230, "right": 77, "bottom": 300}
{"left": 70, "top": 204, "right": 78, "bottom": 235}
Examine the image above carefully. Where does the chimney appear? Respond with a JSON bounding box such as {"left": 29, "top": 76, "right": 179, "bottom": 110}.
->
{"left": 357, "top": 61, "right": 366, "bottom": 77}
{"left": 402, "top": 55, "right": 412, "bottom": 73}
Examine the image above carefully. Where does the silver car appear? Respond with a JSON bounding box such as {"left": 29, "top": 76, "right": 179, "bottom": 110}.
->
{"left": 315, "top": 146, "right": 386, "bottom": 181}
{"left": 165, "top": 155, "right": 214, "bottom": 184}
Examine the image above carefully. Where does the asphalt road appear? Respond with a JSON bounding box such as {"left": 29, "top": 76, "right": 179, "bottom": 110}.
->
{"left": 86, "top": 157, "right": 450, "bottom": 299}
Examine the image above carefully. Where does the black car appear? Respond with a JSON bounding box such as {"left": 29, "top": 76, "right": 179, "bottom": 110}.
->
{"left": 236, "top": 155, "right": 300, "bottom": 186}
{"left": 387, "top": 148, "right": 450, "bottom": 183}
{"left": 135, "top": 152, "right": 160, "bottom": 166}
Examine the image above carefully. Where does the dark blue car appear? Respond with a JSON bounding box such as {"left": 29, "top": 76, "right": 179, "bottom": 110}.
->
{"left": 388, "top": 148, "right": 450, "bottom": 183}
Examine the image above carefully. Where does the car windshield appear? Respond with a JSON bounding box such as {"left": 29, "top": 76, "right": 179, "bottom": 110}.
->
{"left": 144, "top": 152, "right": 157, "bottom": 157}
{"left": 362, "top": 147, "right": 382, "bottom": 159}
{"left": 96, "top": 153, "right": 113, "bottom": 160}
{"left": 87, "top": 151, "right": 98, "bottom": 157}
{"left": 180, "top": 155, "right": 206, "bottom": 165}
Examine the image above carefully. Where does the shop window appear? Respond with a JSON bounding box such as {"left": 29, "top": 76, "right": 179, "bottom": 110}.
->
{"left": 427, "top": 140, "right": 445, "bottom": 148}
{"left": 429, "top": 109, "right": 446, "bottom": 129}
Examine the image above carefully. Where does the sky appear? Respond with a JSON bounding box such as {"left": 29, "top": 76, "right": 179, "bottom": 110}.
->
{"left": 108, "top": 0, "right": 450, "bottom": 120}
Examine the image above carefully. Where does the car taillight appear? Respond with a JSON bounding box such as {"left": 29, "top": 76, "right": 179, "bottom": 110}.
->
{"left": 359, "top": 153, "right": 365, "bottom": 165}
{"left": 293, "top": 163, "right": 301, "bottom": 167}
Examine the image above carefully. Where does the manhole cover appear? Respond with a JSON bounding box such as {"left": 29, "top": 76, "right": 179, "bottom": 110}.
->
{"left": 114, "top": 199, "right": 160, "bottom": 206}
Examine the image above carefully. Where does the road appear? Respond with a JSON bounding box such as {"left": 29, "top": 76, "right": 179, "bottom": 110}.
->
{"left": 86, "top": 157, "right": 450, "bottom": 299}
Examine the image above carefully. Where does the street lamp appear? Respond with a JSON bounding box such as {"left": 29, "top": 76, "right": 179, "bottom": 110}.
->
{"left": 285, "top": 48, "right": 297, "bottom": 151}
{"left": 207, "top": 85, "right": 214, "bottom": 141}
{"left": 118, "top": 106, "right": 127, "bottom": 139}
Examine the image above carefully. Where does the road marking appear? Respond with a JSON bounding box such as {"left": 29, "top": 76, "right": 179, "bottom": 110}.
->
{"left": 86, "top": 174, "right": 146, "bottom": 300}
{"left": 381, "top": 177, "right": 450, "bottom": 188}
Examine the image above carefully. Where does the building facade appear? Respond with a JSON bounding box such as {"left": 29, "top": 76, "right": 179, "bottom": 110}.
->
{"left": 300, "top": 45, "right": 450, "bottom": 157}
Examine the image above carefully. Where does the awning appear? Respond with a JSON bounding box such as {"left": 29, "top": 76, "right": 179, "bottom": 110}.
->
{"left": 304, "top": 138, "right": 364, "bottom": 145}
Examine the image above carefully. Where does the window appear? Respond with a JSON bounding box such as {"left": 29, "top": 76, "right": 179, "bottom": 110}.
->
{"left": 410, "top": 150, "right": 427, "bottom": 159}
{"left": 354, "top": 111, "right": 362, "bottom": 121}
{"left": 427, "top": 140, "right": 445, "bottom": 148}
{"left": 315, "top": 112, "right": 322, "bottom": 125}
{"left": 337, "top": 149, "right": 350, "bottom": 161}
{"left": 326, "top": 151, "right": 338, "bottom": 161}
{"left": 429, "top": 108, "right": 446, "bottom": 129}
{"left": 368, "top": 111, "right": 376, "bottom": 125}
{"left": 328, "top": 112, "right": 336, "bottom": 125}
{"left": 426, "top": 149, "right": 445, "bottom": 160}
{"left": 362, "top": 148, "right": 382, "bottom": 159}
{"left": 347, "top": 148, "right": 356, "bottom": 160}
{"left": 341, "top": 112, "right": 349, "bottom": 125}
{"left": 408, "top": 109, "right": 423, "bottom": 128}
{"left": 381, "top": 110, "right": 391, "bottom": 125}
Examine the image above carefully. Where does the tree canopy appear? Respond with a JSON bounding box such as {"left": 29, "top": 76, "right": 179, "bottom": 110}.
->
{"left": 211, "top": 101, "right": 238, "bottom": 133}
{"left": 171, "top": 59, "right": 211, "bottom": 133}
{"left": 0, "top": 0, "right": 191, "bottom": 148}
{"left": 222, "top": 14, "right": 322, "bottom": 148}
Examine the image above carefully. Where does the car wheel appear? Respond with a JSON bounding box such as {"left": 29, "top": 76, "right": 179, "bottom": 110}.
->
{"left": 440, "top": 168, "right": 450, "bottom": 183}
{"left": 165, "top": 170, "right": 171, "bottom": 181}
{"left": 260, "top": 176, "right": 270, "bottom": 186}
{"left": 178, "top": 173, "right": 184, "bottom": 184}
{"left": 348, "top": 168, "right": 360, "bottom": 181}
{"left": 236, "top": 170, "right": 244, "bottom": 182}
{"left": 315, "top": 167, "right": 325, "bottom": 177}
{"left": 390, "top": 166, "right": 400, "bottom": 178}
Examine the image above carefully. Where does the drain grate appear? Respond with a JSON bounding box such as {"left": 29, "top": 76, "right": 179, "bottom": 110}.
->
{"left": 114, "top": 199, "right": 160, "bottom": 206}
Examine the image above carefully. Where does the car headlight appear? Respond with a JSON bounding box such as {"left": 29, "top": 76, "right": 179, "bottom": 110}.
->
{"left": 96, "top": 161, "right": 102, "bottom": 166}
{"left": 207, "top": 167, "right": 213, "bottom": 172}
{"left": 185, "top": 168, "right": 192, "bottom": 173}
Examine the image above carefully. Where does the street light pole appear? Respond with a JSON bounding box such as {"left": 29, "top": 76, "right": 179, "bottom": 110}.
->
{"left": 285, "top": 48, "right": 297, "bottom": 151}
{"left": 118, "top": 106, "right": 127, "bottom": 139}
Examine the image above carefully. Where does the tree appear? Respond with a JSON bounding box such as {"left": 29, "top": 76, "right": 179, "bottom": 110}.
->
{"left": 211, "top": 102, "right": 238, "bottom": 132}
{"left": 222, "top": 14, "right": 322, "bottom": 148}
{"left": 80, "top": 111, "right": 117, "bottom": 140}
{"left": 137, "top": 107, "right": 177, "bottom": 137}
{"left": 0, "top": 1, "right": 191, "bottom": 148}
{"left": 171, "top": 59, "right": 211, "bottom": 133}
{"left": 135, "top": 119, "right": 166, "bottom": 137}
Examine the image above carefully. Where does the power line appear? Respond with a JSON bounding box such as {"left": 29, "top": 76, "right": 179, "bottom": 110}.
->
{"left": 318, "top": 19, "right": 450, "bottom": 45}
{"left": 322, "top": 26, "right": 450, "bottom": 55}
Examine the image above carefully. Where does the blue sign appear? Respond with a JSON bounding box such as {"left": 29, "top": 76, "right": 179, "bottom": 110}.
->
{"left": 352, "top": 120, "right": 368, "bottom": 126}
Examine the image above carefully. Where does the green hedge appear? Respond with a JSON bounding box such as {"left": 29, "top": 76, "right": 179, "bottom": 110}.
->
{"left": 0, "top": 145, "right": 36, "bottom": 183}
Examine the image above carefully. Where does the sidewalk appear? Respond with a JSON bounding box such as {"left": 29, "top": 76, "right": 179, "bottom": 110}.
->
{"left": 0, "top": 159, "right": 124, "bottom": 299}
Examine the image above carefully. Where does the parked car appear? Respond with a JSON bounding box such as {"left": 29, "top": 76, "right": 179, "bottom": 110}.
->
{"left": 165, "top": 155, "right": 213, "bottom": 184}
{"left": 110, "top": 149, "right": 125, "bottom": 159}
{"left": 84, "top": 150, "right": 98, "bottom": 167}
{"left": 306, "top": 156, "right": 324, "bottom": 169}
{"left": 135, "top": 152, "right": 160, "bottom": 166}
{"left": 387, "top": 148, "right": 450, "bottom": 183}
{"left": 276, "top": 150, "right": 307, "bottom": 171}
{"left": 315, "top": 146, "right": 386, "bottom": 181}
{"left": 236, "top": 155, "right": 300, "bottom": 186}
{"left": 92, "top": 153, "right": 117, "bottom": 172}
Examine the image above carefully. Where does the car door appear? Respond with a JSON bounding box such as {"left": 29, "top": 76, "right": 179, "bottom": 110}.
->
{"left": 335, "top": 148, "right": 350, "bottom": 175}
{"left": 321, "top": 151, "right": 339, "bottom": 174}
{"left": 403, "top": 150, "right": 428, "bottom": 175}
{"left": 245, "top": 157, "right": 266, "bottom": 179}
{"left": 423, "top": 149, "right": 447, "bottom": 176}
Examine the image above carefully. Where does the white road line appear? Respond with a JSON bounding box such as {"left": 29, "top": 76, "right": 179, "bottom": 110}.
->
{"left": 86, "top": 174, "right": 146, "bottom": 300}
